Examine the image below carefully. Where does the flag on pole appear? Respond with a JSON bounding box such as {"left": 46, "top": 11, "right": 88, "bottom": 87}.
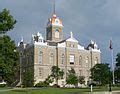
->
{"left": 109, "top": 39, "right": 113, "bottom": 50}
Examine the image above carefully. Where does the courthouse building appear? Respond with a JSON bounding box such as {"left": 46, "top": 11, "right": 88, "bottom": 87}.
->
{"left": 18, "top": 8, "right": 101, "bottom": 87}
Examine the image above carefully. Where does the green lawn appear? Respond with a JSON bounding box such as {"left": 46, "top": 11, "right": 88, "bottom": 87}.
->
{"left": 0, "top": 87, "right": 12, "bottom": 90}
{"left": 0, "top": 88, "right": 86, "bottom": 94}
{"left": 0, "top": 87, "right": 120, "bottom": 94}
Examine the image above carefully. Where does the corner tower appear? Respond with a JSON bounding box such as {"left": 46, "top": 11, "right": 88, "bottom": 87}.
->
{"left": 46, "top": 1, "right": 63, "bottom": 42}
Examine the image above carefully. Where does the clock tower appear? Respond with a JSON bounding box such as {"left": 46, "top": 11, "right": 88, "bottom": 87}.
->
{"left": 46, "top": 14, "right": 63, "bottom": 42}
{"left": 46, "top": 0, "right": 63, "bottom": 42}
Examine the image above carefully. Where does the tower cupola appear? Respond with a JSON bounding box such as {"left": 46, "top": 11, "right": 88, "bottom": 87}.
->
{"left": 46, "top": 0, "right": 63, "bottom": 42}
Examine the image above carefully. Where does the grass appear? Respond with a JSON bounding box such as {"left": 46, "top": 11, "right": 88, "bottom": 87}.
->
{"left": 0, "top": 87, "right": 12, "bottom": 90}
{"left": 0, "top": 87, "right": 120, "bottom": 94}
{"left": 0, "top": 88, "right": 86, "bottom": 94}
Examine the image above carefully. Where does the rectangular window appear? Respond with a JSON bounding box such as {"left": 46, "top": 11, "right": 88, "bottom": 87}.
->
{"left": 70, "top": 55, "right": 74, "bottom": 64}
{"left": 79, "top": 56, "right": 82, "bottom": 66}
{"left": 39, "top": 68, "right": 43, "bottom": 78}
{"left": 87, "top": 70, "right": 90, "bottom": 77}
{"left": 61, "top": 54, "right": 64, "bottom": 64}
{"left": 79, "top": 70, "right": 82, "bottom": 76}
{"left": 39, "top": 51, "right": 43, "bottom": 64}
{"left": 85, "top": 57, "right": 89, "bottom": 67}
{"left": 50, "top": 53, "right": 54, "bottom": 64}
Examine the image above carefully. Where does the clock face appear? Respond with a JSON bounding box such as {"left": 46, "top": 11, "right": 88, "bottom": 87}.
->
{"left": 55, "top": 19, "right": 59, "bottom": 24}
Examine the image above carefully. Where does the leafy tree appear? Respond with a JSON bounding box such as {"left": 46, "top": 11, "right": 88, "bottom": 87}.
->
{"left": 115, "top": 53, "right": 120, "bottom": 83}
{"left": 0, "top": 8, "right": 16, "bottom": 34}
{"left": 50, "top": 66, "right": 64, "bottom": 85}
{"left": 78, "top": 76, "right": 85, "bottom": 85}
{"left": 66, "top": 68, "right": 78, "bottom": 86}
{"left": 35, "top": 81, "right": 48, "bottom": 87}
{"left": 0, "top": 35, "right": 19, "bottom": 85}
{"left": 22, "top": 68, "right": 34, "bottom": 87}
{"left": 0, "top": 8, "right": 18, "bottom": 86}
{"left": 90, "top": 63, "right": 110, "bottom": 85}
{"left": 44, "top": 75, "right": 54, "bottom": 86}
{"left": 35, "top": 75, "right": 53, "bottom": 87}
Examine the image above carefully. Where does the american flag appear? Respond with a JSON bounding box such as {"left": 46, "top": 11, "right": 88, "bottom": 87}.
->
{"left": 109, "top": 39, "right": 113, "bottom": 50}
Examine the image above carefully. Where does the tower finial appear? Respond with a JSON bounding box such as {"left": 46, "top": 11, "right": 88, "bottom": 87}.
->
{"left": 70, "top": 31, "right": 73, "bottom": 38}
{"left": 21, "top": 36, "right": 24, "bottom": 43}
{"left": 53, "top": 0, "right": 56, "bottom": 14}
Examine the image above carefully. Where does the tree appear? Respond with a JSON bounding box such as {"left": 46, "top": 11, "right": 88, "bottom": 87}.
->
{"left": 78, "top": 76, "right": 85, "bottom": 85}
{"left": 90, "top": 63, "right": 110, "bottom": 85}
{"left": 0, "top": 8, "right": 16, "bottom": 34}
{"left": 22, "top": 68, "right": 34, "bottom": 87}
{"left": 35, "top": 75, "right": 54, "bottom": 87}
{"left": 0, "top": 35, "right": 19, "bottom": 85}
{"left": 44, "top": 75, "right": 54, "bottom": 86}
{"left": 0, "top": 8, "right": 18, "bottom": 86}
{"left": 50, "top": 66, "right": 64, "bottom": 85}
{"left": 66, "top": 68, "right": 78, "bottom": 86}
{"left": 115, "top": 53, "right": 120, "bottom": 83}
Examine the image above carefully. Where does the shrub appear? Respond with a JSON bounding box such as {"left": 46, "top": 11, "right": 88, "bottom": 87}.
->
{"left": 35, "top": 81, "right": 48, "bottom": 87}
{"left": 112, "top": 83, "right": 120, "bottom": 87}
{"left": 0, "top": 84, "right": 6, "bottom": 87}
{"left": 52, "top": 84, "right": 60, "bottom": 88}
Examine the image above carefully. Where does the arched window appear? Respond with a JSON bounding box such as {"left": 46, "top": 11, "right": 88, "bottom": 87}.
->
{"left": 39, "top": 51, "right": 43, "bottom": 64}
{"left": 50, "top": 53, "right": 54, "bottom": 64}
{"left": 55, "top": 29, "right": 59, "bottom": 38}
{"left": 79, "top": 56, "right": 82, "bottom": 66}
{"left": 61, "top": 54, "right": 65, "bottom": 64}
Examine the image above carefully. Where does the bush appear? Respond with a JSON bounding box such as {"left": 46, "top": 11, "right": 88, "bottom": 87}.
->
{"left": 35, "top": 81, "right": 48, "bottom": 87}
{"left": 112, "top": 83, "right": 120, "bottom": 87}
{"left": 52, "top": 84, "right": 60, "bottom": 88}
{"left": 88, "top": 83, "right": 96, "bottom": 87}
{"left": 0, "top": 84, "right": 6, "bottom": 87}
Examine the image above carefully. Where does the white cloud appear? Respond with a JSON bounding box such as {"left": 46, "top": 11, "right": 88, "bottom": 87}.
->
{"left": 1, "top": 0, "right": 120, "bottom": 63}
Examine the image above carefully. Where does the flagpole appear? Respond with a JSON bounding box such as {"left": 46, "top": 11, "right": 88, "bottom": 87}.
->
{"left": 109, "top": 39, "right": 115, "bottom": 85}
{"left": 111, "top": 48, "right": 115, "bottom": 85}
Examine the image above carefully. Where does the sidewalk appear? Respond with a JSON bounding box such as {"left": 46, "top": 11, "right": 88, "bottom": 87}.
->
{"left": 87, "top": 91, "right": 120, "bottom": 94}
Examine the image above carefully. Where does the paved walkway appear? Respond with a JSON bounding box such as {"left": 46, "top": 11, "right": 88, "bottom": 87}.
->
{"left": 88, "top": 91, "right": 120, "bottom": 94}
{"left": 0, "top": 88, "right": 40, "bottom": 92}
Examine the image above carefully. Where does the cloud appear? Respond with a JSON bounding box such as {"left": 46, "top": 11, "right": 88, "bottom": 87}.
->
{"left": 0, "top": 0, "right": 120, "bottom": 64}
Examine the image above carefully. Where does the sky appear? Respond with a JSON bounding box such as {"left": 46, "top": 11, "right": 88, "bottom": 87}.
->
{"left": 0, "top": 0, "right": 120, "bottom": 65}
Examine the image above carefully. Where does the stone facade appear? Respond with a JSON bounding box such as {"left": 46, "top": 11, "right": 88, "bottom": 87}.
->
{"left": 18, "top": 13, "right": 101, "bottom": 87}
